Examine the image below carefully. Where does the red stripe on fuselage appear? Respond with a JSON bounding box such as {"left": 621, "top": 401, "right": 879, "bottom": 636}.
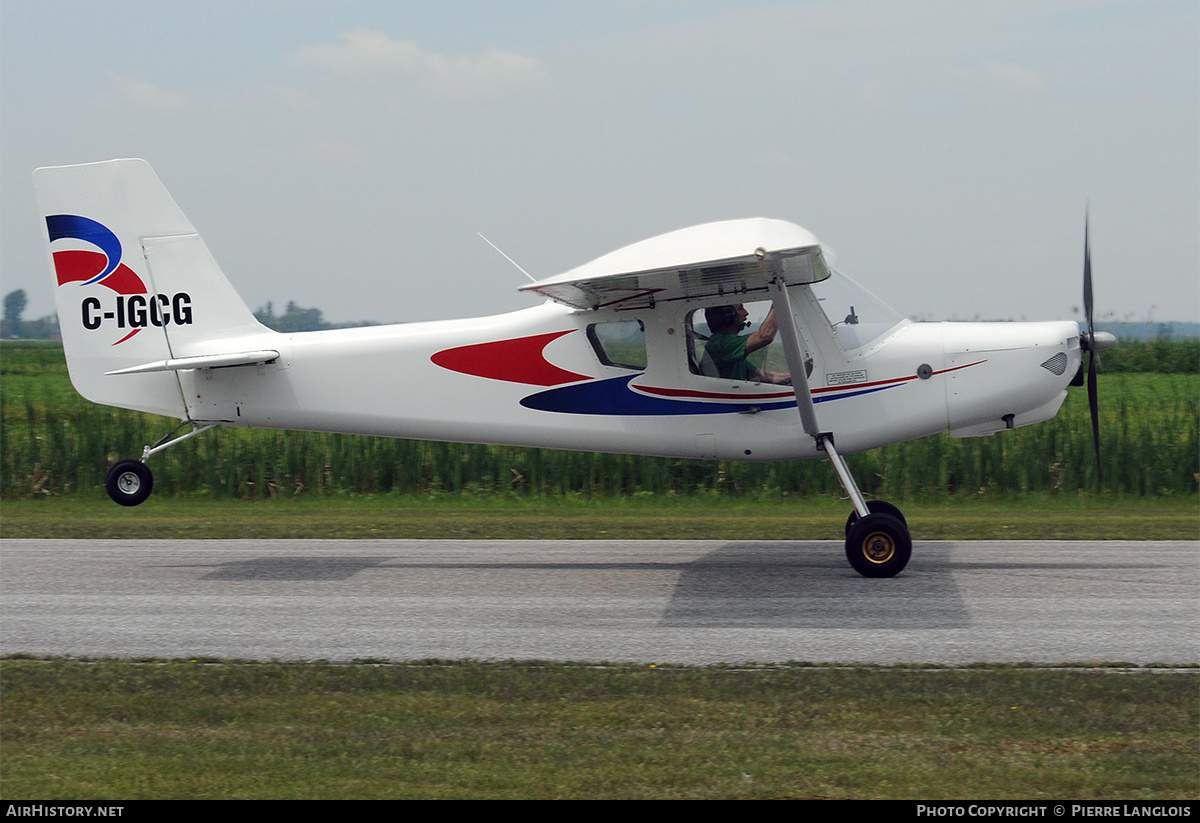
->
{"left": 810, "top": 360, "right": 986, "bottom": 395}
{"left": 638, "top": 360, "right": 989, "bottom": 403}
{"left": 634, "top": 385, "right": 793, "bottom": 401}
{"left": 431, "top": 330, "right": 592, "bottom": 386}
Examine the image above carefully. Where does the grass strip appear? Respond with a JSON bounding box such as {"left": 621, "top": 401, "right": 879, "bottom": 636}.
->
{"left": 1, "top": 493, "right": 1196, "bottom": 540}
{"left": 1, "top": 658, "right": 1195, "bottom": 800}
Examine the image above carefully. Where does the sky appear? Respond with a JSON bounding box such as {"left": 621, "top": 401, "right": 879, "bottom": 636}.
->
{"left": 2, "top": 0, "right": 1197, "bottom": 326}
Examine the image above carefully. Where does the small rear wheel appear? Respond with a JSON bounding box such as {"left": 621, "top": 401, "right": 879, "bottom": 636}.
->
{"left": 106, "top": 460, "right": 153, "bottom": 507}
{"left": 845, "top": 512, "right": 911, "bottom": 578}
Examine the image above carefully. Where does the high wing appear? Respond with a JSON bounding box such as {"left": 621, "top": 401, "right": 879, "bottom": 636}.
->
{"left": 520, "top": 218, "right": 831, "bottom": 311}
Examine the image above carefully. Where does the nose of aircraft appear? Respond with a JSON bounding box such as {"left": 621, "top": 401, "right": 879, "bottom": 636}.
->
{"left": 943, "top": 320, "right": 1081, "bottom": 437}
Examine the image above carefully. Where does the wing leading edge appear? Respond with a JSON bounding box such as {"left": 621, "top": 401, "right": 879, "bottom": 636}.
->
{"left": 521, "top": 218, "right": 831, "bottom": 311}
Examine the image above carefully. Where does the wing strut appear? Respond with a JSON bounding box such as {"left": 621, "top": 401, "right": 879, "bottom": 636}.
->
{"left": 767, "top": 278, "right": 870, "bottom": 518}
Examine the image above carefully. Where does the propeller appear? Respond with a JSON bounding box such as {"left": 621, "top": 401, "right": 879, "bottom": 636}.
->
{"left": 1079, "top": 212, "right": 1117, "bottom": 484}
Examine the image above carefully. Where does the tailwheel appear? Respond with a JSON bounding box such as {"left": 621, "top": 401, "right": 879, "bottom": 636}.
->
{"left": 845, "top": 500, "right": 907, "bottom": 536}
{"left": 105, "top": 460, "right": 154, "bottom": 507}
{"left": 845, "top": 512, "right": 911, "bottom": 578}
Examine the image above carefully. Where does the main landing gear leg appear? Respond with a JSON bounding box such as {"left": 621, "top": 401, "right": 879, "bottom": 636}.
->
{"left": 818, "top": 433, "right": 911, "bottom": 578}
{"left": 104, "top": 422, "right": 218, "bottom": 507}
{"left": 766, "top": 275, "right": 911, "bottom": 577}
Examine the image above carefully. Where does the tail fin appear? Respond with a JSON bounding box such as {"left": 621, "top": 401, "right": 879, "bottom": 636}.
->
{"left": 34, "top": 159, "right": 268, "bottom": 418}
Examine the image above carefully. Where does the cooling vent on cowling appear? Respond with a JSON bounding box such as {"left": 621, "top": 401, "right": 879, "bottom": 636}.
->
{"left": 1040, "top": 352, "right": 1068, "bottom": 376}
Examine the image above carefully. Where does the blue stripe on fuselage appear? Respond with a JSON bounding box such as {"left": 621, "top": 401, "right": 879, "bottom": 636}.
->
{"left": 519, "top": 374, "right": 904, "bottom": 416}
{"left": 520, "top": 374, "right": 798, "bottom": 416}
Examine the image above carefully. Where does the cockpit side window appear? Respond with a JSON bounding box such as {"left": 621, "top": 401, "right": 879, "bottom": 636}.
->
{"left": 686, "top": 300, "right": 790, "bottom": 381}
{"left": 586, "top": 320, "right": 646, "bottom": 370}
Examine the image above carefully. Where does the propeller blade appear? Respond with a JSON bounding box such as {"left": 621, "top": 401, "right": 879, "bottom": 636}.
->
{"left": 1083, "top": 212, "right": 1093, "bottom": 340}
{"left": 1088, "top": 349, "right": 1101, "bottom": 484}
{"left": 1082, "top": 211, "right": 1102, "bottom": 484}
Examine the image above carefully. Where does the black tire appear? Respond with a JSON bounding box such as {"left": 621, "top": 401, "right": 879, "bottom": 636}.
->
{"left": 845, "top": 512, "right": 911, "bottom": 578}
{"left": 845, "top": 500, "right": 907, "bottom": 536}
{"left": 105, "top": 460, "right": 153, "bottom": 507}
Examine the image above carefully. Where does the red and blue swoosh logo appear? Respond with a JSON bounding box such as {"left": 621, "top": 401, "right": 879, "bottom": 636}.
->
{"left": 47, "top": 214, "right": 147, "bottom": 345}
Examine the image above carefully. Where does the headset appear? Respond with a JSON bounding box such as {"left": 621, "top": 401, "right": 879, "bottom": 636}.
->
{"left": 704, "top": 304, "right": 748, "bottom": 332}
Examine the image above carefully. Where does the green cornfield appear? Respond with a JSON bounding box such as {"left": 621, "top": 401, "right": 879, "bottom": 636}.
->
{"left": 2, "top": 341, "right": 1196, "bottom": 500}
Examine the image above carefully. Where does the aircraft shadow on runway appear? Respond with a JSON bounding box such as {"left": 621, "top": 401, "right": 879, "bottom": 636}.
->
{"left": 200, "top": 556, "right": 394, "bottom": 581}
{"left": 660, "top": 542, "right": 968, "bottom": 629}
{"left": 194, "top": 543, "right": 968, "bottom": 630}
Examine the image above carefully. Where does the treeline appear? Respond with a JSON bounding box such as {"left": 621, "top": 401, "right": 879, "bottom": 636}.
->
{"left": 0, "top": 315, "right": 59, "bottom": 340}
{"left": 252, "top": 301, "right": 380, "bottom": 333}
{"left": 1, "top": 290, "right": 58, "bottom": 339}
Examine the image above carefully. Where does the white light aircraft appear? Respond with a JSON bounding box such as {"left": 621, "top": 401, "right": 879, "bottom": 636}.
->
{"left": 34, "top": 159, "right": 1115, "bottom": 577}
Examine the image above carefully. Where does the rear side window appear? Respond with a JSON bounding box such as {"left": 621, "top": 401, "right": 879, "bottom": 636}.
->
{"left": 587, "top": 320, "right": 646, "bottom": 370}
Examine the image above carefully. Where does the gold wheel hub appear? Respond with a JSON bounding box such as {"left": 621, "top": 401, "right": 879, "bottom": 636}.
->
{"left": 861, "top": 531, "right": 896, "bottom": 564}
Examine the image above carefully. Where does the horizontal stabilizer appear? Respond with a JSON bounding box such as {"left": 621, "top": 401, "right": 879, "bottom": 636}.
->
{"left": 106, "top": 350, "right": 280, "bottom": 375}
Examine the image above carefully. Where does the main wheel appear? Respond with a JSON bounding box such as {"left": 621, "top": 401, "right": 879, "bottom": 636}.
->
{"left": 105, "top": 460, "right": 153, "bottom": 507}
{"left": 845, "top": 512, "right": 911, "bottom": 578}
{"left": 845, "top": 500, "right": 907, "bottom": 536}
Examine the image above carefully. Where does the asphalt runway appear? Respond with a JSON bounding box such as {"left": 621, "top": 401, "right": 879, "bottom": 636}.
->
{"left": 1, "top": 539, "right": 1196, "bottom": 665}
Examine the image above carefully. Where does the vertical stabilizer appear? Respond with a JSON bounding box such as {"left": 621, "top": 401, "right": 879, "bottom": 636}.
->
{"left": 34, "top": 159, "right": 268, "bottom": 418}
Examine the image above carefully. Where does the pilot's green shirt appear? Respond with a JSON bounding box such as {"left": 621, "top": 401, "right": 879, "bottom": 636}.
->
{"left": 703, "top": 332, "right": 752, "bottom": 380}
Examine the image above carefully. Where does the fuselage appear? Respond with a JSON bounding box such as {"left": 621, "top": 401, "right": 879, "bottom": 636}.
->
{"left": 175, "top": 284, "right": 1082, "bottom": 461}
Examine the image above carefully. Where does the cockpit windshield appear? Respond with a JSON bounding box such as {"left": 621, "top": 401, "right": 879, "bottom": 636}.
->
{"left": 810, "top": 269, "right": 907, "bottom": 350}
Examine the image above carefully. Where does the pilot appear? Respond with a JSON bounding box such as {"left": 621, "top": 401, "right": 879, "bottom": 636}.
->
{"left": 701, "top": 304, "right": 790, "bottom": 384}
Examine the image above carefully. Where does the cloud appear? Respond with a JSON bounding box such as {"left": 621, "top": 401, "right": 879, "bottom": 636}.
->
{"left": 290, "top": 30, "right": 543, "bottom": 97}
{"left": 102, "top": 74, "right": 187, "bottom": 113}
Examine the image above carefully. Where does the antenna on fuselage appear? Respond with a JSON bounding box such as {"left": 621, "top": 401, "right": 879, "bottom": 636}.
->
{"left": 477, "top": 233, "right": 538, "bottom": 284}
